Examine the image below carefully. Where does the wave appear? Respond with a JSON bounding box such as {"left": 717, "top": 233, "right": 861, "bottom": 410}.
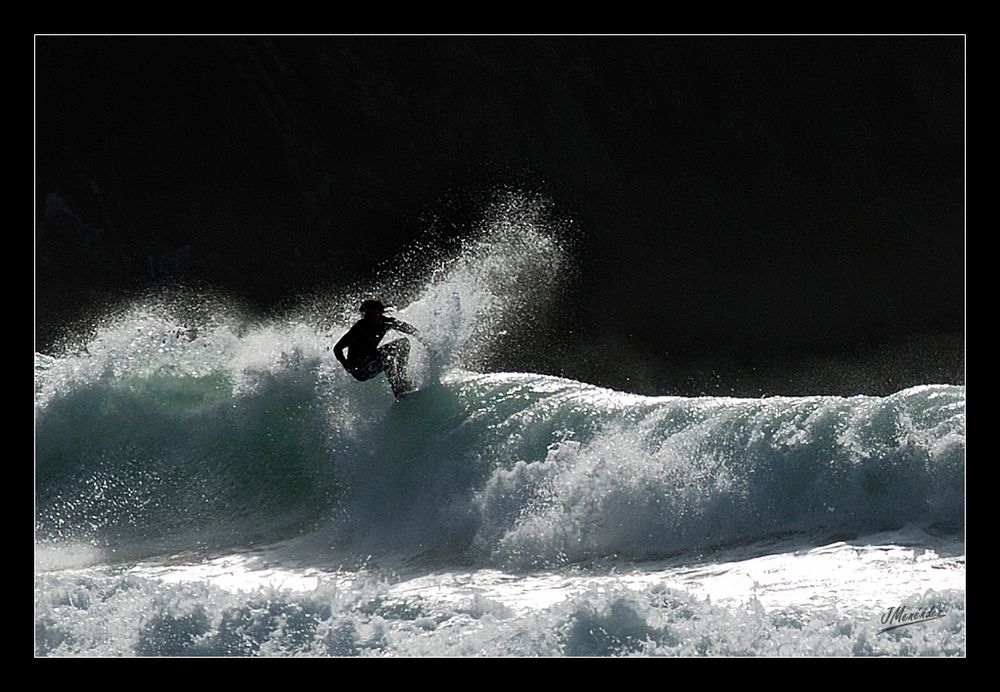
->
{"left": 35, "top": 342, "right": 965, "bottom": 568}
{"left": 34, "top": 192, "right": 965, "bottom": 568}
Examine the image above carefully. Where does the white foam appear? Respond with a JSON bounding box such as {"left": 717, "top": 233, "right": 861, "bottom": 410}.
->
{"left": 35, "top": 533, "right": 966, "bottom": 656}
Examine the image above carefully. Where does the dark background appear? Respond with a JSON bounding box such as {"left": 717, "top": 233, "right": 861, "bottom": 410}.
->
{"left": 35, "top": 36, "right": 965, "bottom": 396}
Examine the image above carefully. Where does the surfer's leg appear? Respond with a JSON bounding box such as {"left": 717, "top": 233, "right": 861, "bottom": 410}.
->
{"left": 349, "top": 357, "right": 383, "bottom": 382}
{"left": 379, "top": 338, "right": 413, "bottom": 396}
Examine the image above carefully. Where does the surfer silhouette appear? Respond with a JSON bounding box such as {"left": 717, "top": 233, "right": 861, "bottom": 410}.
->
{"left": 334, "top": 297, "right": 418, "bottom": 398}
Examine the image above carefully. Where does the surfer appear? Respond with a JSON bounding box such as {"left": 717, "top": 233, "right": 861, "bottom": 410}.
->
{"left": 333, "top": 297, "right": 418, "bottom": 398}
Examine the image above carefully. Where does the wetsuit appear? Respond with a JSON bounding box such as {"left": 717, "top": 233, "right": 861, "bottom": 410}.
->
{"left": 333, "top": 316, "right": 418, "bottom": 392}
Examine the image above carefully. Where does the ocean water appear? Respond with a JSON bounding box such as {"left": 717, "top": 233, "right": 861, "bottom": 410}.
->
{"left": 35, "top": 197, "right": 965, "bottom": 657}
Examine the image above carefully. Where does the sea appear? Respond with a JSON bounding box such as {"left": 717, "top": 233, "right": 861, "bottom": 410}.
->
{"left": 34, "top": 201, "right": 965, "bottom": 657}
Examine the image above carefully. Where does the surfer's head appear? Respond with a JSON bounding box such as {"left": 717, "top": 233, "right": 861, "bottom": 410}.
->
{"left": 360, "top": 297, "right": 392, "bottom": 317}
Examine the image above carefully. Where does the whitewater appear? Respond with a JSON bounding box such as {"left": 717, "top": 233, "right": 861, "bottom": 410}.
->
{"left": 35, "top": 196, "right": 965, "bottom": 656}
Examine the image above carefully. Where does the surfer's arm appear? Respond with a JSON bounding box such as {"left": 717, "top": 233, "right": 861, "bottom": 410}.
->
{"left": 387, "top": 317, "right": 419, "bottom": 337}
{"left": 333, "top": 331, "right": 352, "bottom": 371}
